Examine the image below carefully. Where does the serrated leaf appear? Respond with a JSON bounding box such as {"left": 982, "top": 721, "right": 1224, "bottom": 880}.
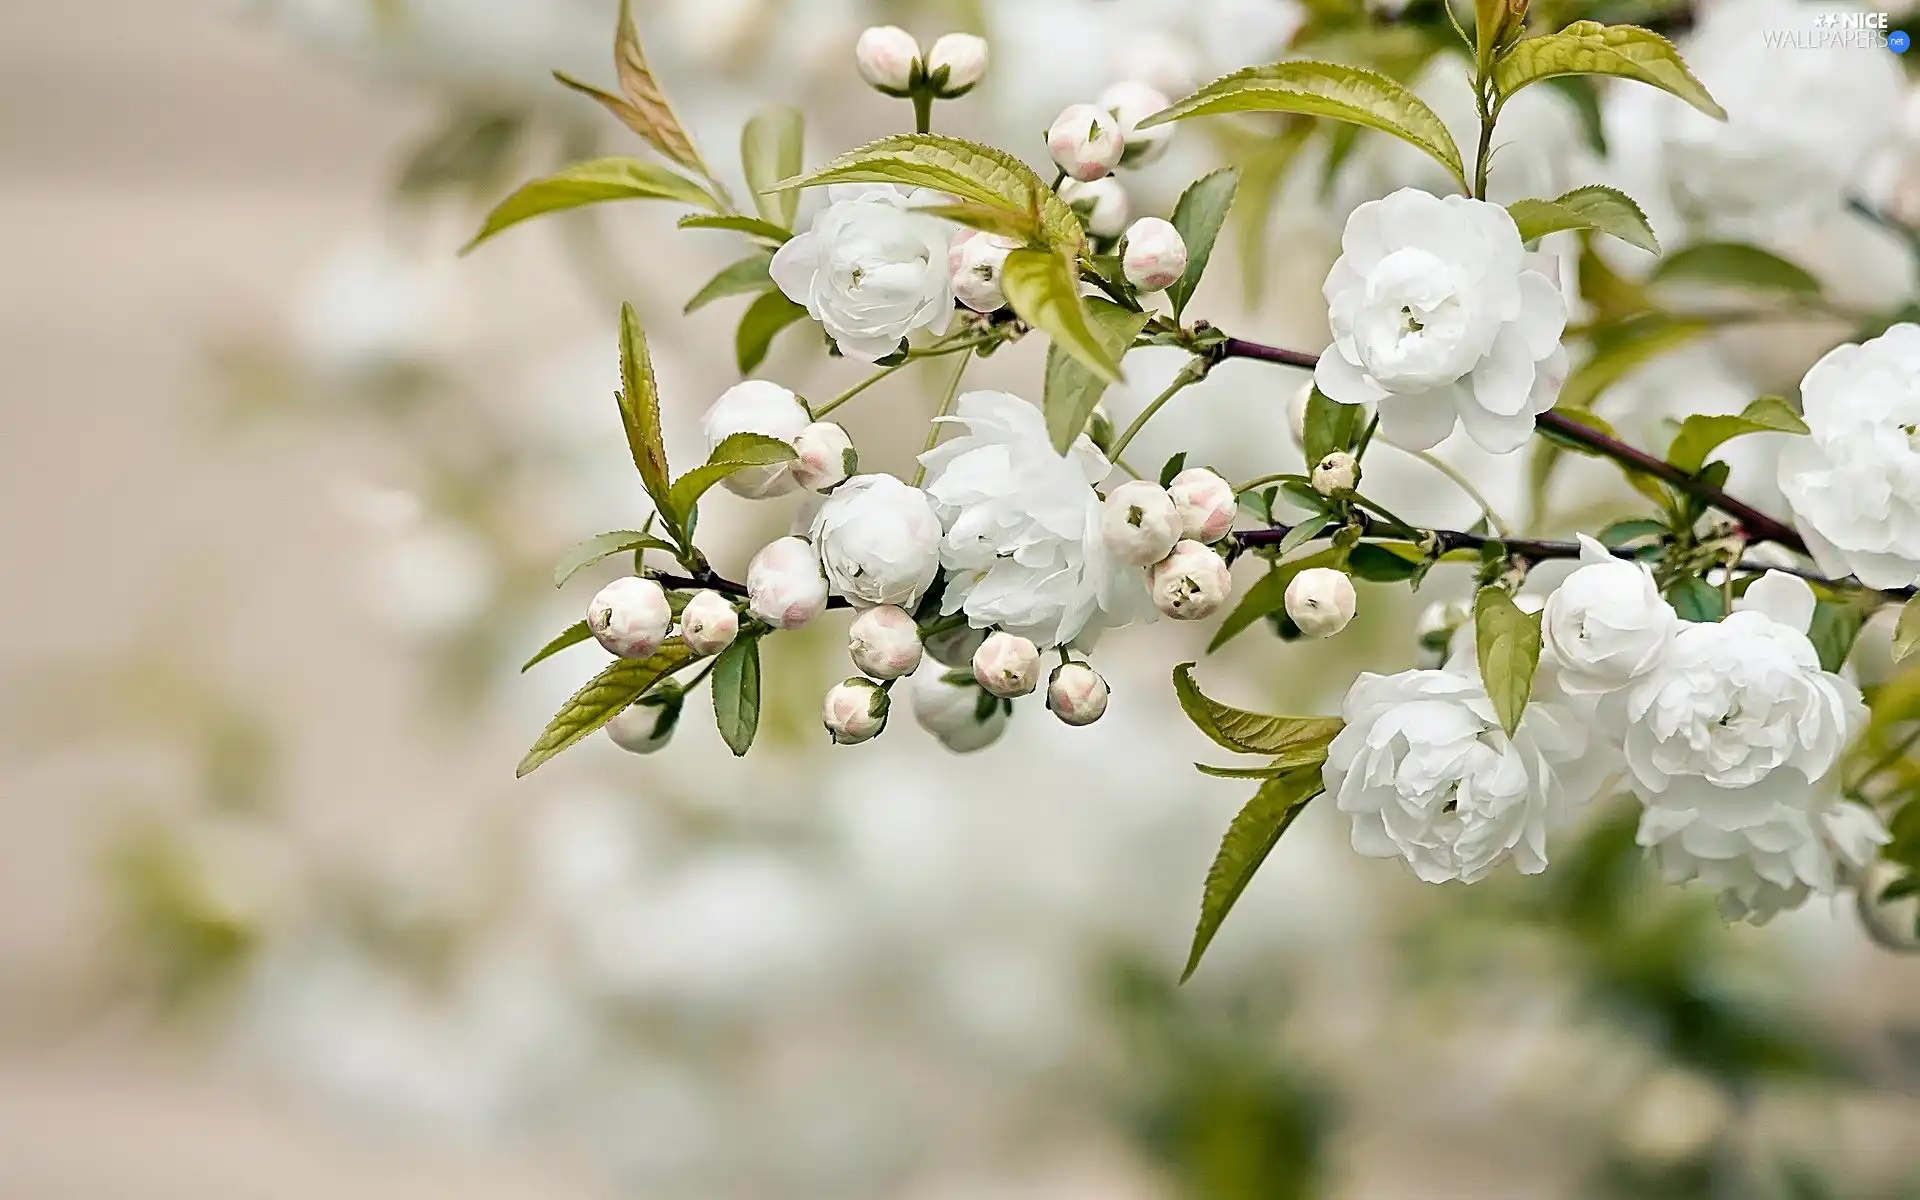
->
{"left": 742, "top": 105, "right": 803, "bottom": 228}
{"left": 1141, "top": 60, "right": 1466, "bottom": 189}
{"left": 1207, "top": 548, "right": 1343, "bottom": 652}
{"left": 677, "top": 213, "right": 793, "bottom": 242}
{"left": 1650, "top": 241, "right": 1822, "bottom": 296}
{"left": 1003, "top": 248, "right": 1123, "bottom": 385}
{"left": 1667, "top": 575, "right": 1724, "bottom": 622}
{"left": 1493, "top": 21, "right": 1725, "bottom": 120}
{"left": 1172, "top": 663, "right": 1345, "bottom": 755}
{"left": 1665, "top": 396, "right": 1808, "bottom": 475}
{"left": 1895, "top": 599, "right": 1920, "bottom": 664}
{"left": 710, "top": 636, "right": 761, "bottom": 757}
{"left": 772, "top": 134, "right": 1084, "bottom": 255}
{"left": 1508, "top": 184, "right": 1658, "bottom": 254}
{"left": 1303, "top": 388, "right": 1366, "bottom": 466}
{"left": 685, "top": 253, "right": 774, "bottom": 314}
{"left": 667, "top": 432, "right": 797, "bottom": 518}
{"left": 554, "top": 530, "right": 682, "bottom": 588}
{"left": 1474, "top": 588, "right": 1541, "bottom": 738}
{"left": 521, "top": 621, "right": 593, "bottom": 673}
{"left": 462, "top": 158, "right": 714, "bottom": 252}
{"left": 1167, "top": 167, "right": 1240, "bottom": 319}
{"left": 517, "top": 641, "right": 695, "bottom": 776}
{"left": 920, "top": 201, "right": 1041, "bottom": 243}
{"left": 1044, "top": 297, "right": 1151, "bottom": 452}
{"left": 735, "top": 290, "right": 808, "bottom": 374}
{"left": 609, "top": 0, "right": 704, "bottom": 171}
{"left": 616, "top": 303, "right": 675, "bottom": 522}
{"left": 1181, "top": 767, "right": 1325, "bottom": 982}
{"left": 1557, "top": 313, "right": 1710, "bottom": 412}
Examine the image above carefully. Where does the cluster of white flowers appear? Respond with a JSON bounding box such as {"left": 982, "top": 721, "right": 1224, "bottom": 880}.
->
{"left": 1330, "top": 541, "right": 1887, "bottom": 923}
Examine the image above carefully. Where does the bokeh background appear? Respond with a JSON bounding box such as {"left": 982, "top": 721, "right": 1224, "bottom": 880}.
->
{"left": 3, "top": 2, "right": 1919, "bottom": 1197}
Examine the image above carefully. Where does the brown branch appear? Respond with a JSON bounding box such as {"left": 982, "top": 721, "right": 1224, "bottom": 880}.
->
{"left": 649, "top": 570, "right": 855, "bottom": 611}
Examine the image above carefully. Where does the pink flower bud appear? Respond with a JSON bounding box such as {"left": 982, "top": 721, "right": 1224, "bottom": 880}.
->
{"left": 746, "top": 537, "right": 828, "bottom": 630}
{"left": 823, "top": 677, "right": 891, "bottom": 744}
{"left": 1047, "top": 103, "right": 1125, "bottom": 181}
{"left": 1121, "top": 217, "right": 1188, "bottom": 293}
{"left": 973, "top": 631, "right": 1041, "bottom": 698}
{"left": 1100, "top": 479, "right": 1183, "bottom": 567}
{"left": 1167, "top": 467, "right": 1236, "bottom": 543}
{"left": 925, "top": 32, "right": 988, "bottom": 97}
{"left": 855, "top": 25, "right": 920, "bottom": 93}
{"left": 588, "top": 577, "right": 672, "bottom": 659}
{"left": 848, "top": 605, "right": 924, "bottom": 680}
{"left": 1149, "top": 540, "right": 1231, "bottom": 621}
{"left": 791, "top": 422, "right": 857, "bottom": 493}
{"left": 678, "top": 590, "right": 740, "bottom": 657}
{"left": 1046, "top": 662, "right": 1110, "bottom": 726}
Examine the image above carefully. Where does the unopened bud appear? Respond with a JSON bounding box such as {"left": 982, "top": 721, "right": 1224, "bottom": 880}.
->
{"left": 1416, "top": 599, "right": 1471, "bottom": 661}
{"left": 925, "top": 32, "right": 988, "bottom": 97}
{"left": 1046, "top": 662, "right": 1109, "bottom": 726}
{"left": 1287, "top": 381, "right": 1314, "bottom": 448}
{"left": 1312, "top": 451, "right": 1360, "bottom": 496}
{"left": 791, "top": 421, "right": 856, "bottom": 493}
{"left": 678, "top": 589, "right": 740, "bottom": 657}
{"left": 973, "top": 631, "right": 1041, "bottom": 697}
{"left": 1057, "top": 176, "right": 1130, "bottom": 238}
{"left": 1285, "top": 567, "right": 1357, "bottom": 638}
{"left": 1121, "top": 217, "right": 1188, "bottom": 293}
{"left": 951, "top": 232, "right": 1018, "bottom": 313}
{"left": 1047, "top": 103, "right": 1125, "bottom": 182}
{"left": 588, "top": 577, "right": 672, "bottom": 659}
{"left": 1101, "top": 479, "right": 1183, "bottom": 567}
{"left": 823, "top": 677, "right": 890, "bottom": 745}
{"left": 1149, "top": 540, "right": 1231, "bottom": 620}
{"left": 848, "top": 604, "right": 924, "bottom": 680}
{"left": 1100, "top": 80, "right": 1174, "bottom": 167}
{"left": 910, "top": 667, "right": 1008, "bottom": 753}
{"left": 1166, "top": 467, "right": 1236, "bottom": 544}
{"left": 746, "top": 536, "right": 829, "bottom": 630}
{"left": 605, "top": 693, "right": 679, "bottom": 755}
{"left": 855, "top": 25, "right": 920, "bottom": 94}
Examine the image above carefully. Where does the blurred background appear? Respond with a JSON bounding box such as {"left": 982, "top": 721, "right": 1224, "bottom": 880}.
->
{"left": 2, "top": 1, "right": 1919, "bottom": 1197}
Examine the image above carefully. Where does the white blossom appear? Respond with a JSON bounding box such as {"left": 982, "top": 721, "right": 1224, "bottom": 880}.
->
{"left": 770, "top": 185, "right": 953, "bottom": 362}
{"left": 1540, "top": 535, "right": 1678, "bottom": 696}
{"left": 746, "top": 536, "right": 829, "bottom": 630}
{"left": 848, "top": 605, "right": 923, "bottom": 680}
{"left": 1057, "top": 176, "right": 1131, "bottom": 238}
{"left": 1046, "top": 662, "right": 1109, "bottom": 726}
{"left": 1608, "top": 572, "right": 1885, "bottom": 923}
{"left": 823, "top": 678, "right": 890, "bottom": 745}
{"left": 1326, "top": 668, "right": 1598, "bottom": 883}
{"left": 588, "top": 577, "right": 672, "bottom": 659}
{"left": 809, "top": 474, "right": 944, "bottom": 609}
{"left": 678, "top": 590, "right": 740, "bottom": 657}
{"left": 973, "top": 631, "right": 1041, "bottom": 698}
{"left": 925, "top": 32, "right": 988, "bottom": 97}
{"left": 920, "top": 391, "right": 1153, "bottom": 647}
{"left": 1778, "top": 324, "right": 1920, "bottom": 589}
{"left": 1121, "top": 217, "right": 1187, "bottom": 293}
{"left": 950, "top": 231, "right": 1018, "bottom": 313}
{"left": 1148, "top": 540, "right": 1231, "bottom": 621}
{"left": 1047, "top": 103, "right": 1125, "bottom": 181}
{"left": 1315, "top": 188, "right": 1569, "bottom": 454}
{"left": 701, "top": 381, "right": 813, "bottom": 498}
{"left": 1166, "top": 467, "right": 1236, "bottom": 544}
{"left": 854, "top": 25, "right": 919, "bottom": 93}
{"left": 1100, "top": 80, "right": 1174, "bottom": 166}
{"left": 791, "top": 421, "right": 856, "bottom": 493}
{"left": 1284, "top": 567, "right": 1356, "bottom": 639}
{"left": 909, "top": 666, "right": 1008, "bottom": 753}
{"left": 1311, "top": 451, "right": 1359, "bottom": 496}
{"left": 1100, "top": 480, "right": 1183, "bottom": 567}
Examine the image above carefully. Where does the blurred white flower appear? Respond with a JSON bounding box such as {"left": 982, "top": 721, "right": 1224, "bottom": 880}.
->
{"left": 292, "top": 236, "right": 452, "bottom": 375}
{"left": 354, "top": 521, "right": 497, "bottom": 637}
{"left": 909, "top": 664, "right": 1010, "bottom": 753}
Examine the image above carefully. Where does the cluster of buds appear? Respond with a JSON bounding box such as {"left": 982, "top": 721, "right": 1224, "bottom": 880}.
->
{"left": 855, "top": 26, "right": 989, "bottom": 99}
{"left": 590, "top": 579, "right": 746, "bottom": 755}
{"left": 1045, "top": 79, "right": 1183, "bottom": 255}
{"left": 823, "top": 604, "right": 923, "bottom": 745}
{"left": 1098, "top": 469, "right": 1238, "bottom": 621}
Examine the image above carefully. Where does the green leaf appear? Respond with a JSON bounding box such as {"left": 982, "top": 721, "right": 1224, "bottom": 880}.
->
{"left": 617, "top": 303, "right": 675, "bottom": 518}
{"left": 1195, "top": 762, "right": 1293, "bottom": 780}
{"left": 1348, "top": 542, "right": 1421, "bottom": 583}
{"left": 1207, "top": 549, "right": 1343, "bottom": 652}
{"left": 1303, "top": 388, "right": 1365, "bottom": 466}
{"left": 1895, "top": 598, "right": 1920, "bottom": 665}
{"left": 1808, "top": 601, "right": 1863, "bottom": 674}
{"left": 1667, "top": 575, "right": 1725, "bottom": 622}
{"left": 463, "top": 158, "right": 715, "bottom": 252}
{"left": 735, "top": 290, "right": 808, "bottom": 374}
{"left": 1665, "top": 396, "right": 1808, "bottom": 475}
{"left": 516, "top": 641, "right": 695, "bottom": 776}
{"left": 1181, "top": 767, "right": 1325, "bottom": 982}
{"left": 1159, "top": 452, "right": 1190, "bottom": 490}
{"left": 1166, "top": 167, "right": 1240, "bottom": 320}
{"left": 554, "top": 530, "right": 682, "bottom": 588}
{"left": 1140, "top": 60, "right": 1467, "bottom": 189}
{"left": 1556, "top": 313, "right": 1709, "bottom": 412}
{"left": 710, "top": 636, "right": 762, "bottom": 757}
{"left": 1493, "top": 21, "right": 1726, "bottom": 120}
{"left": 919, "top": 202, "right": 1042, "bottom": 242}
{"left": 521, "top": 621, "right": 593, "bottom": 673}
{"left": 741, "top": 105, "right": 803, "bottom": 228}
{"left": 1650, "top": 241, "right": 1822, "bottom": 296}
{"left": 677, "top": 213, "right": 792, "bottom": 242}
{"left": 1597, "top": 518, "right": 1668, "bottom": 548}
{"left": 667, "top": 432, "right": 797, "bottom": 518}
{"left": 773, "top": 134, "right": 1084, "bottom": 254}
{"left": 1172, "top": 663, "right": 1345, "bottom": 755}
{"left": 1043, "top": 297, "right": 1151, "bottom": 453}
{"left": 1473, "top": 588, "right": 1542, "bottom": 737}
{"left": 1507, "top": 185, "right": 1658, "bottom": 254}
{"left": 1002, "top": 249, "right": 1123, "bottom": 385}
{"left": 685, "top": 252, "right": 774, "bottom": 314}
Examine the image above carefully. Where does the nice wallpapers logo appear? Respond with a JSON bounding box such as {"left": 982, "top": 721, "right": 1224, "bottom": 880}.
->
{"left": 1764, "top": 10, "right": 1910, "bottom": 51}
